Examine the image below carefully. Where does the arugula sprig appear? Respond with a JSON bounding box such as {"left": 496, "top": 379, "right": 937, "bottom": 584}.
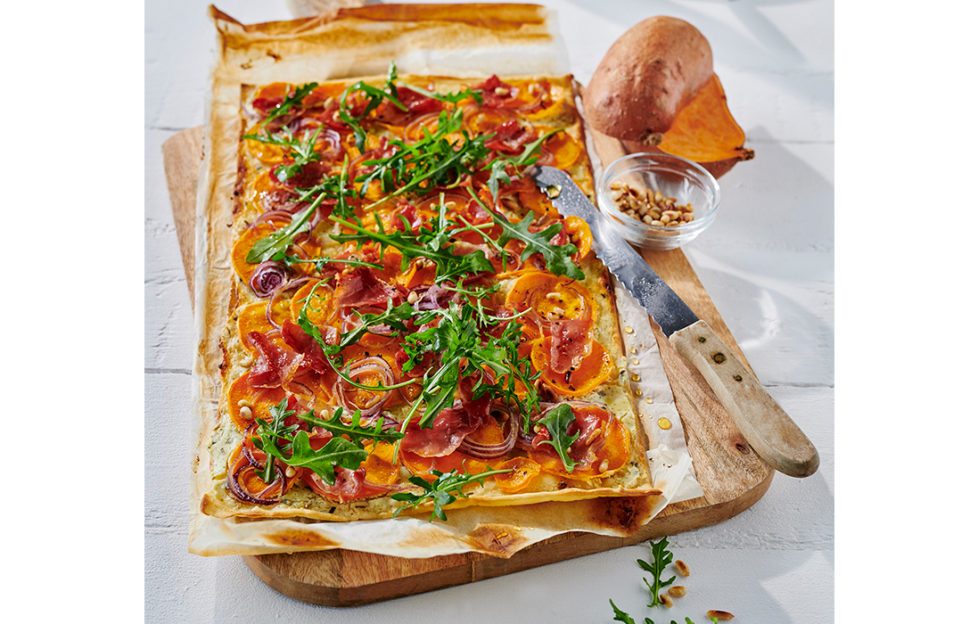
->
{"left": 258, "top": 82, "right": 319, "bottom": 129}
{"left": 250, "top": 400, "right": 405, "bottom": 486}
{"left": 395, "top": 81, "right": 484, "bottom": 107}
{"left": 296, "top": 406, "right": 405, "bottom": 446}
{"left": 246, "top": 156, "right": 355, "bottom": 265}
{"left": 609, "top": 600, "right": 655, "bottom": 624}
{"left": 328, "top": 209, "right": 493, "bottom": 284}
{"left": 468, "top": 187, "right": 584, "bottom": 280}
{"left": 484, "top": 128, "right": 559, "bottom": 200}
{"left": 292, "top": 154, "right": 355, "bottom": 218}
{"left": 245, "top": 193, "right": 324, "bottom": 263}
{"left": 250, "top": 399, "right": 364, "bottom": 486}
{"left": 399, "top": 298, "right": 539, "bottom": 429}
{"left": 354, "top": 109, "right": 491, "bottom": 209}
{"left": 638, "top": 537, "right": 677, "bottom": 607}
{"left": 609, "top": 602, "right": 701, "bottom": 624}
{"left": 338, "top": 62, "right": 406, "bottom": 152}
{"left": 243, "top": 125, "right": 323, "bottom": 182}
{"left": 390, "top": 468, "right": 512, "bottom": 522}
{"left": 535, "top": 403, "right": 580, "bottom": 472}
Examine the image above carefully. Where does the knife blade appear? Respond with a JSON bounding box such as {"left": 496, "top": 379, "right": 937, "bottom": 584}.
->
{"left": 529, "top": 165, "right": 818, "bottom": 478}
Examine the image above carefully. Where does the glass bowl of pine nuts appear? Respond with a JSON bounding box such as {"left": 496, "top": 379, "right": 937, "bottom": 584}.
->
{"left": 596, "top": 152, "right": 720, "bottom": 251}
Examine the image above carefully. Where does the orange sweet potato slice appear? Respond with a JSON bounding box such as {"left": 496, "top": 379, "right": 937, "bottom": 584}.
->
{"left": 625, "top": 74, "right": 754, "bottom": 178}
{"left": 490, "top": 457, "right": 542, "bottom": 493}
{"left": 236, "top": 302, "right": 277, "bottom": 350}
{"left": 225, "top": 372, "right": 287, "bottom": 430}
{"left": 362, "top": 442, "right": 400, "bottom": 485}
{"left": 529, "top": 337, "right": 614, "bottom": 397}
{"left": 530, "top": 412, "right": 630, "bottom": 480}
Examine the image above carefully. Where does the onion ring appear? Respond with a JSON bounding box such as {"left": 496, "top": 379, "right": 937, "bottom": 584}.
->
{"left": 264, "top": 276, "right": 315, "bottom": 329}
{"left": 252, "top": 209, "right": 296, "bottom": 226}
{"left": 249, "top": 261, "right": 288, "bottom": 298}
{"left": 459, "top": 402, "right": 518, "bottom": 459}
{"left": 227, "top": 452, "right": 286, "bottom": 505}
{"left": 333, "top": 355, "right": 395, "bottom": 417}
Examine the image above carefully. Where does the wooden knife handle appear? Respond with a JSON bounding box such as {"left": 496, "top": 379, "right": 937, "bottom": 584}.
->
{"left": 669, "top": 319, "right": 819, "bottom": 478}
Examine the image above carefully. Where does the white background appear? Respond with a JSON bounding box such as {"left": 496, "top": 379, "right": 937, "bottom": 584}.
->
{"left": 5, "top": 0, "right": 977, "bottom": 622}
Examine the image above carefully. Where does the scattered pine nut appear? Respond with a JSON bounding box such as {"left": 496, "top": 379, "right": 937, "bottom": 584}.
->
{"left": 707, "top": 610, "right": 735, "bottom": 621}
{"left": 659, "top": 593, "right": 674, "bottom": 608}
{"left": 667, "top": 585, "right": 686, "bottom": 598}
{"left": 675, "top": 560, "right": 690, "bottom": 577}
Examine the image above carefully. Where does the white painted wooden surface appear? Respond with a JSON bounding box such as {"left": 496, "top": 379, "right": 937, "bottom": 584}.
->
{"left": 145, "top": 1, "right": 834, "bottom": 621}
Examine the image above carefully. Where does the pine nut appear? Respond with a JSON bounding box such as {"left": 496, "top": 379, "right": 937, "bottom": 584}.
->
{"left": 608, "top": 182, "right": 695, "bottom": 229}
{"left": 707, "top": 610, "right": 734, "bottom": 621}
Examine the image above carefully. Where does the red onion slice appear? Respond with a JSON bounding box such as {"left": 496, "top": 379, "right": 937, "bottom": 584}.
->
{"left": 249, "top": 261, "right": 288, "bottom": 298}
{"left": 459, "top": 402, "right": 518, "bottom": 459}
{"left": 227, "top": 460, "right": 285, "bottom": 505}
{"left": 265, "top": 277, "right": 316, "bottom": 329}
{"left": 333, "top": 355, "right": 394, "bottom": 417}
{"left": 285, "top": 379, "right": 317, "bottom": 410}
{"left": 253, "top": 209, "right": 296, "bottom": 226}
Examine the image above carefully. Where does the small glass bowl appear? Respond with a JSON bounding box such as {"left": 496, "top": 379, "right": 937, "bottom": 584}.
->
{"left": 596, "top": 152, "right": 720, "bottom": 251}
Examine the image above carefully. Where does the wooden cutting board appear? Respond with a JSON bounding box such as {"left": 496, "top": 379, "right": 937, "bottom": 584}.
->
{"left": 162, "top": 126, "right": 772, "bottom": 606}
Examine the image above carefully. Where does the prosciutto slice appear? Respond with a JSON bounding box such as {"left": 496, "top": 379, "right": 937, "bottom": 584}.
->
{"left": 401, "top": 389, "right": 492, "bottom": 458}
{"left": 246, "top": 331, "right": 303, "bottom": 388}
{"left": 548, "top": 319, "right": 592, "bottom": 374}
{"left": 334, "top": 267, "right": 397, "bottom": 309}
{"left": 280, "top": 320, "right": 335, "bottom": 374}
{"left": 301, "top": 467, "right": 387, "bottom": 503}
{"left": 485, "top": 119, "right": 535, "bottom": 155}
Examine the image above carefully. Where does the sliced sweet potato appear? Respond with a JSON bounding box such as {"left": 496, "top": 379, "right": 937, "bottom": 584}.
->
{"left": 621, "top": 74, "right": 754, "bottom": 178}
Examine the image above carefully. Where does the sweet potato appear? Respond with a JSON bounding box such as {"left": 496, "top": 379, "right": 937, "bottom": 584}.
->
{"left": 621, "top": 74, "right": 755, "bottom": 178}
{"left": 583, "top": 16, "right": 713, "bottom": 143}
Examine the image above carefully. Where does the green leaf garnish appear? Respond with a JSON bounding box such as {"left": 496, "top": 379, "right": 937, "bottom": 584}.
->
{"left": 609, "top": 600, "right": 637, "bottom": 624}
{"left": 296, "top": 407, "right": 405, "bottom": 447}
{"left": 249, "top": 400, "right": 406, "bottom": 486}
{"left": 396, "top": 81, "right": 484, "bottom": 106}
{"left": 258, "top": 82, "right": 318, "bottom": 129}
{"left": 252, "top": 399, "right": 299, "bottom": 483}
{"left": 390, "top": 468, "right": 512, "bottom": 522}
{"left": 637, "top": 537, "right": 677, "bottom": 608}
{"left": 243, "top": 125, "right": 323, "bottom": 182}
{"left": 467, "top": 188, "right": 584, "bottom": 280}
{"left": 536, "top": 403, "right": 580, "bottom": 472}
{"left": 245, "top": 193, "right": 324, "bottom": 263}
{"left": 484, "top": 128, "right": 558, "bottom": 201}
{"left": 262, "top": 432, "right": 365, "bottom": 485}
{"left": 338, "top": 63, "right": 405, "bottom": 152}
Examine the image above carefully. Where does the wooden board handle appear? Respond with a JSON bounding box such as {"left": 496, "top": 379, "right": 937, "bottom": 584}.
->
{"left": 669, "top": 320, "right": 819, "bottom": 478}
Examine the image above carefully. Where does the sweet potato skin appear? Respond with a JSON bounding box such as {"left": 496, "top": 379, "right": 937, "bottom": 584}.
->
{"left": 583, "top": 16, "right": 713, "bottom": 142}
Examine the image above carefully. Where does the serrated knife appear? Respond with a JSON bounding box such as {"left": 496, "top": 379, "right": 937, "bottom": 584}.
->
{"left": 530, "top": 165, "right": 818, "bottom": 478}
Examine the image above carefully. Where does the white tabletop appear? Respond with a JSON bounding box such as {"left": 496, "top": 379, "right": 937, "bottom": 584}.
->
{"left": 145, "top": 1, "right": 834, "bottom": 621}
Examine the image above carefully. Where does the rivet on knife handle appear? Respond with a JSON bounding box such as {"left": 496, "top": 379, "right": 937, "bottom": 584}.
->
{"left": 670, "top": 320, "right": 819, "bottom": 478}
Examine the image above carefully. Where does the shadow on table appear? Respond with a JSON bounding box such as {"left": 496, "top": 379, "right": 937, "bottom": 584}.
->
{"left": 686, "top": 124, "right": 834, "bottom": 386}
